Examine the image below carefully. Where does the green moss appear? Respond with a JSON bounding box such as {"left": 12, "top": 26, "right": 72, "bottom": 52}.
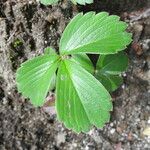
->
{"left": 13, "top": 39, "right": 23, "bottom": 48}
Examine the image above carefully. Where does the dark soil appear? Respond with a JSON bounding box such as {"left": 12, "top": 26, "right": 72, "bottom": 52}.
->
{"left": 0, "top": 0, "right": 150, "bottom": 149}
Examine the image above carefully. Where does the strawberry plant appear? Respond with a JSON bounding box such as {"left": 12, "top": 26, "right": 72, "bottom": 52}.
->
{"left": 16, "top": 12, "right": 132, "bottom": 133}
{"left": 40, "top": 0, "right": 93, "bottom": 5}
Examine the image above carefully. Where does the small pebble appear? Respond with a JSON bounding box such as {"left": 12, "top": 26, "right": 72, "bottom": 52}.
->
{"left": 110, "top": 128, "right": 116, "bottom": 134}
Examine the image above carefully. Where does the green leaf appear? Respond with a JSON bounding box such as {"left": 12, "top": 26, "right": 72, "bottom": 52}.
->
{"left": 40, "top": 0, "right": 59, "bottom": 5}
{"left": 44, "top": 47, "right": 57, "bottom": 91}
{"left": 95, "top": 52, "right": 128, "bottom": 92}
{"left": 44, "top": 47, "right": 57, "bottom": 55}
{"left": 56, "top": 59, "right": 112, "bottom": 132}
{"left": 59, "top": 12, "right": 132, "bottom": 55}
{"left": 49, "top": 74, "right": 56, "bottom": 91}
{"left": 96, "top": 52, "right": 128, "bottom": 75}
{"left": 16, "top": 54, "right": 59, "bottom": 106}
{"left": 71, "top": 0, "right": 93, "bottom": 5}
{"left": 72, "top": 54, "right": 94, "bottom": 74}
{"left": 95, "top": 74, "right": 123, "bottom": 92}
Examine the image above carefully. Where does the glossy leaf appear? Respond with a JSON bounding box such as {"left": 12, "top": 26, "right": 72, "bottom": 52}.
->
{"left": 49, "top": 74, "right": 56, "bottom": 91}
{"left": 95, "top": 74, "right": 123, "bottom": 92}
{"left": 95, "top": 52, "right": 128, "bottom": 92}
{"left": 40, "top": 0, "right": 58, "bottom": 5}
{"left": 56, "top": 59, "right": 112, "bottom": 132}
{"left": 96, "top": 52, "right": 128, "bottom": 75}
{"left": 44, "top": 47, "right": 57, "bottom": 90}
{"left": 60, "top": 12, "right": 132, "bottom": 55}
{"left": 72, "top": 54, "right": 94, "bottom": 74}
{"left": 16, "top": 55, "right": 59, "bottom": 106}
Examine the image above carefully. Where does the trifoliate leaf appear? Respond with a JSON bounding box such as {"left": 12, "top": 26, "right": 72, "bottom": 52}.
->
{"left": 60, "top": 12, "right": 132, "bottom": 55}
{"left": 16, "top": 54, "right": 59, "bottom": 106}
{"left": 40, "top": 0, "right": 59, "bottom": 5}
{"left": 72, "top": 54, "right": 94, "bottom": 74}
{"left": 71, "top": 0, "right": 93, "bottom": 5}
{"left": 56, "top": 59, "right": 112, "bottom": 132}
{"left": 95, "top": 52, "right": 128, "bottom": 92}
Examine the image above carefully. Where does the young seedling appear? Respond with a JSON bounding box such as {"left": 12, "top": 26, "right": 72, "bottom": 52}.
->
{"left": 16, "top": 12, "right": 132, "bottom": 133}
{"left": 40, "top": 0, "right": 93, "bottom": 5}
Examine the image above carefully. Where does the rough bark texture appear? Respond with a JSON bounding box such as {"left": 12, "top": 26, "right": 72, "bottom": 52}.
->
{"left": 0, "top": 0, "right": 150, "bottom": 149}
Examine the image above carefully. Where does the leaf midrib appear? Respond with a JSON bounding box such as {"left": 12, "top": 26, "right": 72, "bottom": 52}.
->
{"left": 66, "top": 17, "right": 119, "bottom": 50}
{"left": 62, "top": 60, "right": 91, "bottom": 125}
{"left": 62, "top": 33, "right": 128, "bottom": 55}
